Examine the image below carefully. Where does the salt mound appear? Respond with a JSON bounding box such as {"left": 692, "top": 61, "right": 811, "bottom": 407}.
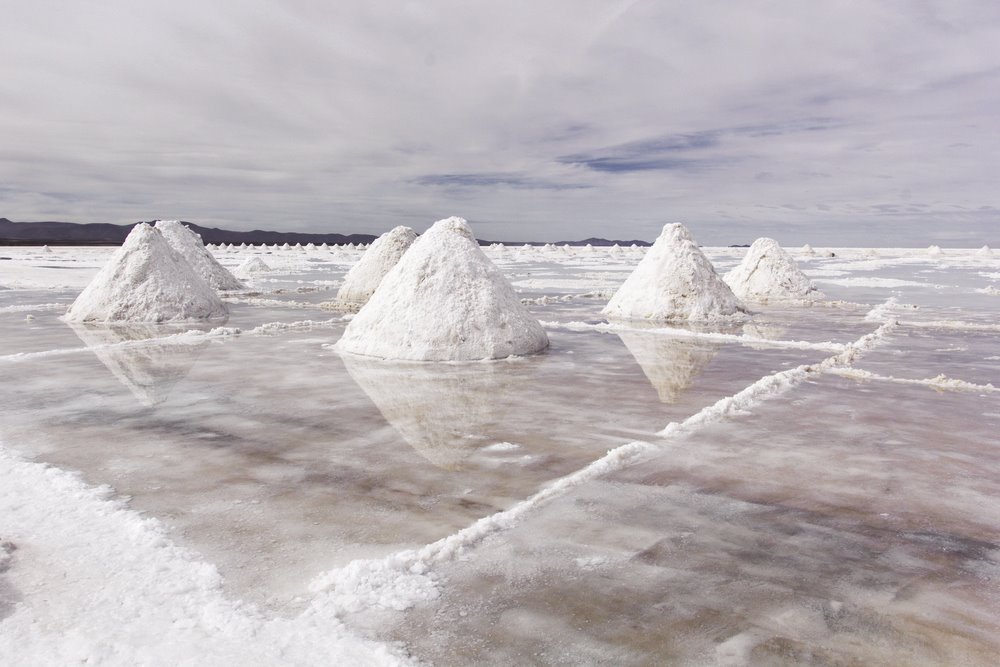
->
{"left": 602, "top": 223, "right": 748, "bottom": 322}
{"left": 42, "top": 245, "right": 53, "bottom": 253}
{"left": 336, "top": 216, "right": 548, "bottom": 360}
{"left": 723, "top": 237, "right": 819, "bottom": 302}
{"left": 64, "top": 223, "right": 228, "bottom": 323}
{"left": 154, "top": 220, "right": 244, "bottom": 290}
{"left": 801, "top": 244, "right": 815, "bottom": 256}
{"left": 236, "top": 256, "right": 272, "bottom": 276}
{"left": 336, "top": 226, "right": 417, "bottom": 304}
{"left": 977, "top": 245, "right": 992, "bottom": 256}
{"left": 927, "top": 245, "right": 943, "bottom": 256}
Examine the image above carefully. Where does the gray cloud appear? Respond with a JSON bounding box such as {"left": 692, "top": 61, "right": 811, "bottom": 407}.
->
{"left": 1, "top": 0, "right": 999, "bottom": 245}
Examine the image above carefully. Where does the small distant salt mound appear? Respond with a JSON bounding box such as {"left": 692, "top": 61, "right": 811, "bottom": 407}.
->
{"left": 603, "top": 223, "right": 748, "bottom": 322}
{"left": 927, "top": 245, "right": 943, "bottom": 256}
{"left": 64, "top": 223, "right": 227, "bottom": 323}
{"left": 42, "top": 245, "right": 53, "bottom": 253}
{"left": 724, "top": 237, "right": 819, "bottom": 302}
{"left": 154, "top": 220, "right": 244, "bottom": 290}
{"left": 978, "top": 245, "right": 992, "bottom": 256}
{"left": 237, "top": 256, "right": 272, "bottom": 276}
{"left": 801, "top": 244, "right": 815, "bottom": 256}
{"left": 280, "top": 242, "right": 291, "bottom": 250}
{"left": 320, "top": 243, "right": 329, "bottom": 249}
{"left": 336, "top": 216, "right": 549, "bottom": 360}
{"left": 336, "top": 225, "right": 417, "bottom": 304}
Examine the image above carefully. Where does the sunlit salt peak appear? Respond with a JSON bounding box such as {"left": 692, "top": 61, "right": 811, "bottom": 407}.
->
{"left": 602, "top": 223, "right": 748, "bottom": 322}
{"left": 154, "top": 220, "right": 244, "bottom": 290}
{"left": 336, "top": 216, "right": 549, "bottom": 360}
{"left": 64, "top": 223, "right": 228, "bottom": 323}
{"left": 724, "top": 237, "right": 819, "bottom": 302}
{"left": 336, "top": 225, "right": 418, "bottom": 304}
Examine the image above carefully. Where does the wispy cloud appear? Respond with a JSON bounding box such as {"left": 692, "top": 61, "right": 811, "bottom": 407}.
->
{"left": 0, "top": 1, "right": 998, "bottom": 244}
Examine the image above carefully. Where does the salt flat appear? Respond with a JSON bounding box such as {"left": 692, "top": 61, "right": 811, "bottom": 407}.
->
{"left": 1, "top": 243, "right": 998, "bottom": 665}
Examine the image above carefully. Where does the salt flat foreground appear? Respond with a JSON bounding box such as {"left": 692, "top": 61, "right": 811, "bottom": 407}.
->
{"left": 1, "top": 243, "right": 999, "bottom": 665}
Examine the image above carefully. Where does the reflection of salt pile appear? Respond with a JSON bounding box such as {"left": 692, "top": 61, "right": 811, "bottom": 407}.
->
{"left": 236, "top": 256, "right": 271, "bottom": 277}
{"left": 617, "top": 332, "right": 718, "bottom": 403}
{"left": 603, "top": 223, "right": 748, "bottom": 322}
{"left": 67, "top": 322, "right": 216, "bottom": 407}
{"left": 724, "top": 237, "right": 819, "bottom": 302}
{"left": 336, "top": 226, "right": 417, "bottom": 304}
{"left": 64, "top": 223, "right": 228, "bottom": 323}
{"left": 342, "top": 355, "right": 511, "bottom": 469}
{"left": 336, "top": 217, "right": 548, "bottom": 360}
{"left": 155, "top": 220, "right": 244, "bottom": 290}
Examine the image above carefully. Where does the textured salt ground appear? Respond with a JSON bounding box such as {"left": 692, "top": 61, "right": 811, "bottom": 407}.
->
{"left": 3, "top": 246, "right": 1000, "bottom": 664}
{"left": 0, "top": 323, "right": 825, "bottom": 608}
{"left": 359, "top": 376, "right": 1000, "bottom": 666}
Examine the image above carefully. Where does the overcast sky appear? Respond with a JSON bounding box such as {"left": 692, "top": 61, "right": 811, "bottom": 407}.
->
{"left": 2, "top": 1, "right": 999, "bottom": 244}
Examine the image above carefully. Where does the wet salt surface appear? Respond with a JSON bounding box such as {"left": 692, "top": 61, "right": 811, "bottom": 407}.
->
{"left": 368, "top": 377, "right": 1000, "bottom": 666}
{"left": 2, "top": 245, "right": 1000, "bottom": 664}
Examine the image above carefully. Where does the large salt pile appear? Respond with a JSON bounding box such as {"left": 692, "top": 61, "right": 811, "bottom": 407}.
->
{"left": 336, "top": 216, "right": 548, "bottom": 360}
{"left": 723, "top": 237, "right": 819, "bottom": 302}
{"left": 154, "top": 220, "right": 244, "bottom": 290}
{"left": 602, "top": 223, "right": 748, "bottom": 322}
{"left": 64, "top": 223, "right": 228, "bottom": 322}
{"left": 336, "top": 225, "right": 417, "bottom": 304}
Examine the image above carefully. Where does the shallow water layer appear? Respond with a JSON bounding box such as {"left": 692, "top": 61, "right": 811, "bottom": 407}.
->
{"left": 1, "top": 244, "right": 999, "bottom": 664}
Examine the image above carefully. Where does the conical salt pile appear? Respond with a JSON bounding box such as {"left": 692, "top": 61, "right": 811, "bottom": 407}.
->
{"left": 64, "top": 223, "right": 228, "bottom": 323}
{"left": 723, "top": 237, "right": 819, "bottom": 302}
{"left": 237, "top": 255, "right": 272, "bottom": 276}
{"left": 154, "top": 220, "right": 244, "bottom": 290}
{"left": 336, "top": 226, "right": 417, "bottom": 304}
{"left": 977, "top": 245, "right": 992, "bottom": 256}
{"left": 603, "top": 223, "right": 747, "bottom": 321}
{"left": 336, "top": 216, "right": 549, "bottom": 360}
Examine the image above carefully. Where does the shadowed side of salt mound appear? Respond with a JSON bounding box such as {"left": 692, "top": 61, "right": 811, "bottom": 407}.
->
{"left": 342, "top": 355, "right": 515, "bottom": 469}
{"left": 336, "top": 217, "right": 549, "bottom": 361}
{"left": 337, "top": 226, "right": 418, "bottom": 304}
{"left": 603, "top": 223, "right": 748, "bottom": 322}
{"left": 616, "top": 332, "right": 720, "bottom": 404}
{"left": 155, "top": 220, "right": 245, "bottom": 291}
{"left": 64, "top": 223, "right": 228, "bottom": 323}
{"left": 724, "top": 237, "right": 820, "bottom": 302}
{"left": 67, "top": 322, "right": 218, "bottom": 407}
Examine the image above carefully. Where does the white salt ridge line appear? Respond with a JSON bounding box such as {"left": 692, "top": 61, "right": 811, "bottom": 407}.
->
{"left": 660, "top": 320, "right": 895, "bottom": 438}
{"left": 0, "top": 447, "right": 413, "bottom": 666}
{"left": 826, "top": 367, "right": 999, "bottom": 393}
{"left": 0, "top": 317, "right": 347, "bottom": 364}
{"left": 539, "top": 319, "right": 846, "bottom": 353}
{"left": 900, "top": 319, "right": 1000, "bottom": 333}
{"left": 520, "top": 291, "right": 614, "bottom": 306}
{"left": 309, "top": 304, "right": 897, "bottom": 611}
{"left": 0, "top": 303, "right": 68, "bottom": 314}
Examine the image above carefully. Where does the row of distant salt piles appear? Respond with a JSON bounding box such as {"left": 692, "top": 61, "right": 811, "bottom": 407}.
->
{"left": 63, "top": 221, "right": 243, "bottom": 322}
{"left": 64, "top": 216, "right": 817, "bottom": 361}
{"left": 332, "top": 219, "right": 818, "bottom": 361}
{"left": 602, "top": 224, "right": 818, "bottom": 321}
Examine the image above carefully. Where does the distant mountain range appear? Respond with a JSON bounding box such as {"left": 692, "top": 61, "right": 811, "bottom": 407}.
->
{"left": 0, "top": 218, "right": 652, "bottom": 247}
